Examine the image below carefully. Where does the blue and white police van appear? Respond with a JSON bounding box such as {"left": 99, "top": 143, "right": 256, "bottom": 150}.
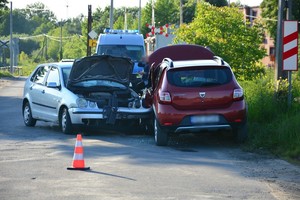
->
{"left": 95, "top": 29, "right": 146, "bottom": 87}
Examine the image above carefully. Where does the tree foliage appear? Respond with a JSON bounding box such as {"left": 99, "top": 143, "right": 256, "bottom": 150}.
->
{"left": 0, "top": 0, "right": 8, "bottom": 9}
{"left": 261, "top": 0, "right": 300, "bottom": 41}
{"left": 174, "top": 2, "right": 266, "bottom": 80}
{"left": 204, "top": 0, "right": 228, "bottom": 7}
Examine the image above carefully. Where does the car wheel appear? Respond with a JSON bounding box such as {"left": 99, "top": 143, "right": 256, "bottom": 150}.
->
{"left": 233, "top": 123, "right": 248, "bottom": 143}
{"left": 60, "top": 107, "right": 73, "bottom": 134}
{"left": 23, "top": 102, "right": 36, "bottom": 127}
{"left": 154, "top": 118, "right": 168, "bottom": 146}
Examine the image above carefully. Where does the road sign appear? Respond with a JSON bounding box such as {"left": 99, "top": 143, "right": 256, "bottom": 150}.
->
{"left": 88, "top": 39, "right": 97, "bottom": 47}
{"left": 88, "top": 30, "right": 98, "bottom": 39}
{"left": 283, "top": 20, "right": 298, "bottom": 71}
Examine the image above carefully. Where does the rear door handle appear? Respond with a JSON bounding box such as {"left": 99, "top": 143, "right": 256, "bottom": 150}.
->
{"left": 42, "top": 90, "right": 45, "bottom": 94}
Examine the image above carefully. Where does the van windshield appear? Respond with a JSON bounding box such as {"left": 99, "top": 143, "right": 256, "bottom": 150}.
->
{"left": 97, "top": 45, "right": 144, "bottom": 62}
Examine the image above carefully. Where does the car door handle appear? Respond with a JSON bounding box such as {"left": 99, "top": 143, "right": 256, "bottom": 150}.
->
{"left": 42, "top": 90, "right": 45, "bottom": 94}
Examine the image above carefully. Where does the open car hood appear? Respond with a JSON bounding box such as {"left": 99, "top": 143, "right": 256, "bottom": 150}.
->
{"left": 67, "top": 55, "right": 133, "bottom": 88}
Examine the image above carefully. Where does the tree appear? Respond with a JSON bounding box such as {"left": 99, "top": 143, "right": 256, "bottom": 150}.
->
{"left": 204, "top": 0, "right": 228, "bottom": 7}
{"left": 261, "top": 0, "right": 300, "bottom": 41}
{"left": 0, "top": 0, "right": 8, "bottom": 9}
{"left": 175, "top": 2, "right": 266, "bottom": 80}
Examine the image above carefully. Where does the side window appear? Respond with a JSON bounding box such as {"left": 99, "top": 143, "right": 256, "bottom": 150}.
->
{"left": 46, "top": 67, "right": 60, "bottom": 87}
{"left": 31, "top": 66, "right": 51, "bottom": 85}
{"left": 154, "top": 64, "right": 166, "bottom": 88}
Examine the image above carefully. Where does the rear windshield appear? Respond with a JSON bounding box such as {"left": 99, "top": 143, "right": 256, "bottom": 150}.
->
{"left": 167, "top": 67, "right": 232, "bottom": 87}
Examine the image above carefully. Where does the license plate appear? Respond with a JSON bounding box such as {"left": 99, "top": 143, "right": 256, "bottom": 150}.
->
{"left": 190, "top": 115, "right": 219, "bottom": 124}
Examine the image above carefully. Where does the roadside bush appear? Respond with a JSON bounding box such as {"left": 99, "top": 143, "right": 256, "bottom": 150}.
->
{"left": 240, "top": 69, "right": 300, "bottom": 159}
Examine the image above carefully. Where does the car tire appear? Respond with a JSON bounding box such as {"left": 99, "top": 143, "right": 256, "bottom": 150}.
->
{"left": 233, "top": 122, "right": 248, "bottom": 143}
{"left": 60, "top": 107, "right": 73, "bottom": 134}
{"left": 23, "top": 102, "right": 36, "bottom": 127}
{"left": 154, "top": 118, "right": 168, "bottom": 146}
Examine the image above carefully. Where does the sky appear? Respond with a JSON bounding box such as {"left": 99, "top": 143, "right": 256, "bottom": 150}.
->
{"left": 11, "top": 0, "right": 263, "bottom": 20}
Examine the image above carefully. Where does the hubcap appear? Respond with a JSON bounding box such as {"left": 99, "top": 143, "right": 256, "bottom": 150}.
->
{"left": 61, "top": 110, "right": 67, "bottom": 131}
{"left": 154, "top": 120, "right": 158, "bottom": 142}
{"left": 24, "top": 106, "right": 30, "bottom": 123}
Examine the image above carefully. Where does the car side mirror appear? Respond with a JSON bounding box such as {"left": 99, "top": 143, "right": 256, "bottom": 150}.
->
{"left": 47, "top": 82, "right": 60, "bottom": 89}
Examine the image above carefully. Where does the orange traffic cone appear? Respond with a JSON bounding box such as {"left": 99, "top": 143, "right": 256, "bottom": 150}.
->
{"left": 67, "top": 134, "right": 90, "bottom": 170}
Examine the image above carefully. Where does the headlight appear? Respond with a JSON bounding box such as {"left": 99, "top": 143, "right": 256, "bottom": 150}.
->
{"left": 89, "top": 101, "right": 97, "bottom": 108}
{"left": 76, "top": 98, "right": 88, "bottom": 108}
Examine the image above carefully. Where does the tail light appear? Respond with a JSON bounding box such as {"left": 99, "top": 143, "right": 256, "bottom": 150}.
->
{"left": 233, "top": 89, "right": 244, "bottom": 101}
{"left": 158, "top": 90, "right": 172, "bottom": 104}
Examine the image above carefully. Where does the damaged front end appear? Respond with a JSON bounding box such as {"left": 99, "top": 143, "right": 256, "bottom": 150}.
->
{"left": 67, "top": 55, "right": 151, "bottom": 127}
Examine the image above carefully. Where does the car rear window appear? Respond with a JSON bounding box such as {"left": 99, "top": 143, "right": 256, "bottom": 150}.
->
{"left": 167, "top": 67, "right": 232, "bottom": 87}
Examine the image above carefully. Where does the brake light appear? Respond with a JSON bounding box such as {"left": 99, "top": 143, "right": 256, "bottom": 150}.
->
{"left": 158, "top": 91, "right": 172, "bottom": 104}
{"left": 233, "top": 89, "right": 244, "bottom": 101}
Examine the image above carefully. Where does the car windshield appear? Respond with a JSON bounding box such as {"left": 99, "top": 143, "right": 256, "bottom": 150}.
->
{"left": 97, "top": 45, "right": 144, "bottom": 61}
{"left": 62, "top": 68, "right": 71, "bottom": 86}
{"left": 167, "top": 67, "right": 232, "bottom": 87}
{"left": 72, "top": 80, "right": 126, "bottom": 89}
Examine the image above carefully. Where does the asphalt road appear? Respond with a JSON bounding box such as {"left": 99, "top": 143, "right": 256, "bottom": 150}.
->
{"left": 0, "top": 77, "right": 300, "bottom": 200}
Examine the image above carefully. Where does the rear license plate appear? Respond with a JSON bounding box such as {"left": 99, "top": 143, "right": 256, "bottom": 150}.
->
{"left": 190, "top": 115, "right": 219, "bottom": 124}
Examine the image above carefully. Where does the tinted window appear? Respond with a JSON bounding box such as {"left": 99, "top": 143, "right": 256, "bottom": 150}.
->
{"left": 46, "top": 67, "right": 60, "bottom": 87}
{"left": 167, "top": 67, "right": 232, "bottom": 87}
{"left": 31, "top": 66, "right": 51, "bottom": 85}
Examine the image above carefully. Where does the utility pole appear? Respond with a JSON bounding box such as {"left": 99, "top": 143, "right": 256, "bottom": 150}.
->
{"left": 109, "top": 0, "right": 114, "bottom": 29}
{"left": 286, "top": 0, "right": 293, "bottom": 106}
{"left": 138, "top": 0, "right": 141, "bottom": 33}
{"left": 86, "top": 5, "right": 92, "bottom": 56}
{"left": 179, "top": 0, "right": 183, "bottom": 25}
{"left": 124, "top": 7, "right": 127, "bottom": 30}
{"left": 152, "top": 0, "right": 155, "bottom": 27}
{"left": 60, "top": 20, "right": 63, "bottom": 60}
{"left": 275, "top": 0, "right": 287, "bottom": 80}
{"left": 9, "top": 1, "right": 13, "bottom": 74}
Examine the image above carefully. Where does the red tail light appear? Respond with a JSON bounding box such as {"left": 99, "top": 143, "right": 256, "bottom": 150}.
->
{"left": 233, "top": 89, "right": 244, "bottom": 101}
{"left": 158, "top": 90, "right": 172, "bottom": 104}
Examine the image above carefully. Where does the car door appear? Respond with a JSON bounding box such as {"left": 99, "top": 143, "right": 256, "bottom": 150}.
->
{"left": 42, "top": 66, "right": 63, "bottom": 122}
{"left": 30, "top": 65, "right": 51, "bottom": 120}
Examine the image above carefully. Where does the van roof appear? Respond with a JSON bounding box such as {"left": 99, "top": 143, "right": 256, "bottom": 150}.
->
{"left": 97, "top": 34, "right": 144, "bottom": 46}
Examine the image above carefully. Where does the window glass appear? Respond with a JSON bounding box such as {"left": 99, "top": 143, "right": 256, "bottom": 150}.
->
{"left": 62, "top": 68, "right": 71, "bottom": 86}
{"left": 97, "top": 45, "right": 144, "bottom": 61}
{"left": 46, "top": 67, "right": 60, "bottom": 87}
{"left": 167, "top": 67, "right": 232, "bottom": 87}
{"left": 31, "top": 66, "right": 51, "bottom": 85}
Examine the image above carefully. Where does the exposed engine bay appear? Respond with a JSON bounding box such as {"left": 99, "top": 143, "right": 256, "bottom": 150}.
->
{"left": 78, "top": 88, "right": 142, "bottom": 125}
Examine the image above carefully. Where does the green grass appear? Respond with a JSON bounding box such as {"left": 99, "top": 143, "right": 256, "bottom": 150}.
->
{"left": 240, "top": 69, "right": 300, "bottom": 160}
{"left": 0, "top": 71, "right": 13, "bottom": 78}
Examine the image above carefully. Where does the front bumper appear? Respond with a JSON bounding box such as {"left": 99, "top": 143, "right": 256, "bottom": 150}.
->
{"left": 69, "top": 106, "right": 152, "bottom": 125}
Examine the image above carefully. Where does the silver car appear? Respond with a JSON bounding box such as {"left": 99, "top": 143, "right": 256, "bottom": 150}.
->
{"left": 22, "top": 55, "right": 152, "bottom": 134}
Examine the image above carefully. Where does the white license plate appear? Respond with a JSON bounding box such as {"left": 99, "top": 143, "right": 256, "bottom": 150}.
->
{"left": 190, "top": 115, "right": 219, "bottom": 124}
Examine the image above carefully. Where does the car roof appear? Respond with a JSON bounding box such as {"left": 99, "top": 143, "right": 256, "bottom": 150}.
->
{"left": 39, "top": 62, "right": 73, "bottom": 69}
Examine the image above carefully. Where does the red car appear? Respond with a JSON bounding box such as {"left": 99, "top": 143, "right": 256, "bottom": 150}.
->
{"left": 144, "top": 45, "right": 247, "bottom": 146}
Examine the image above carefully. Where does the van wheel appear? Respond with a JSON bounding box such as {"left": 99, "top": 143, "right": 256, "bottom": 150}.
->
{"left": 233, "top": 123, "right": 248, "bottom": 143}
{"left": 60, "top": 107, "right": 73, "bottom": 134}
{"left": 154, "top": 118, "right": 168, "bottom": 146}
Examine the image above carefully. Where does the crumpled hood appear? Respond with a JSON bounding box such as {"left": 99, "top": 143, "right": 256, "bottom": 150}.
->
{"left": 67, "top": 55, "right": 133, "bottom": 88}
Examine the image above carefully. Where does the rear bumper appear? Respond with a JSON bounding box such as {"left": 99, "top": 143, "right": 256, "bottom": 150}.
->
{"left": 155, "top": 100, "right": 247, "bottom": 133}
